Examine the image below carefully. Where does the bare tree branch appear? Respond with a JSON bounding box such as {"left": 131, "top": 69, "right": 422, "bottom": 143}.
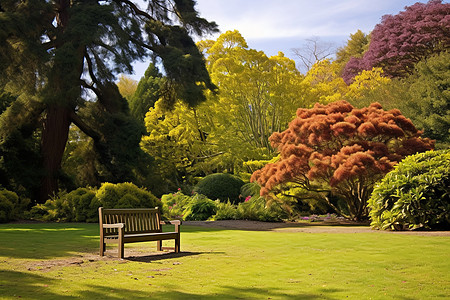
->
{"left": 291, "top": 37, "right": 336, "bottom": 73}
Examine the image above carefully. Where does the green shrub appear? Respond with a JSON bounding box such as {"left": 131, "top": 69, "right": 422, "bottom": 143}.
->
{"left": 96, "top": 182, "right": 160, "bottom": 209}
{"left": 0, "top": 189, "right": 15, "bottom": 223}
{"left": 237, "top": 197, "right": 284, "bottom": 222}
{"left": 30, "top": 183, "right": 160, "bottom": 222}
{"left": 193, "top": 173, "right": 245, "bottom": 204}
{"left": 161, "top": 190, "right": 192, "bottom": 220}
{"left": 239, "top": 182, "right": 261, "bottom": 198}
{"left": 368, "top": 150, "right": 450, "bottom": 230}
{"left": 72, "top": 188, "right": 100, "bottom": 222}
{"left": 30, "top": 193, "right": 71, "bottom": 222}
{"left": 183, "top": 194, "right": 217, "bottom": 221}
{"left": 0, "top": 188, "right": 29, "bottom": 223}
{"left": 213, "top": 201, "right": 239, "bottom": 220}
{"left": 160, "top": 187, "right": 285, "bottom": 222}
{"left": 30, "top": 188, "right": 99, "bottom": 222}
{"left": 213, "top": 196, "right": 285, "bottom": 222}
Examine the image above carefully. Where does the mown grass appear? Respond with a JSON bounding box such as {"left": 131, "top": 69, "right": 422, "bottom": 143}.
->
{"left": 0, "top": 223, "right": 449, "bottom": 299}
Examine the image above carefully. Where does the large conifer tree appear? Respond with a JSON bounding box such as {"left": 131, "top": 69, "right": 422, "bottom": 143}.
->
{"left": 0, "top": 0, "right": 217, "bottom": 202}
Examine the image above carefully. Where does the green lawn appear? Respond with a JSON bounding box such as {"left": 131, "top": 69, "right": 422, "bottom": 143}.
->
{"left": 0, "top": 223, "right": 449, "bottom": 299}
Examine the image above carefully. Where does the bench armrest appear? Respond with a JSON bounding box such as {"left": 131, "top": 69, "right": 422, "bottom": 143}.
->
{"left": 103, "top": 223, "right": 125, "bottom": 229}
{"left": 161, "top": 220, "right": 181, "bottom": 233}
{"left": 161, "top": 220, "right": 182, "bottom": 226}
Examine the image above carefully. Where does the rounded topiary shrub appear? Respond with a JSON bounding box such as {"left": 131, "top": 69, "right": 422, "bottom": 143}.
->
{"left": 96, "top": 182, "right": 161, "bottom": 209}
{"left": 193, "top": 173, "right": 245, "bottom": 204}
{"left": 368, "top": 150, "right": 450, "bottom": 230}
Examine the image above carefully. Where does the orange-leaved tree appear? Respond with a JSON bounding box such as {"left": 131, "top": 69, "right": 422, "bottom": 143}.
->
{"left": 250, "top": 100, "right": 434, "bottom": 221}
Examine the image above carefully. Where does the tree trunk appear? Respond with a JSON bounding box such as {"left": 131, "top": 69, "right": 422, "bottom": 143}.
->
{"left": 39, "top": 105, "right": 71, "bottom": 202}
{"left": 37, "top": 0, "right": 82, "bottom": 202}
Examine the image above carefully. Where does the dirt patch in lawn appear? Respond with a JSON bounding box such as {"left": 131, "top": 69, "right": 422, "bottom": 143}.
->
{"left": 26, "top": 253, "right": 112, "bottom": 272}
{"left": 25, "top": 249, "right": 194, "bottom": 272}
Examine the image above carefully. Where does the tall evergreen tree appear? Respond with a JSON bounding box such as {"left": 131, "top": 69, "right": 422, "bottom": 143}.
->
{"left": 0, "top": 0, "right": 218, "bottom": 202}
{"left": 129, "top": 64, "right": 164, "bottom": 125}
{"left": 335, "top": 30, "right": 369, "bottom": 73}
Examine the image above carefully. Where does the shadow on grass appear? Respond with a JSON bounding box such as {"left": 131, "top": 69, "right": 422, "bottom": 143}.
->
{"left": 125, "top": 251, "right": 205, "bottom": 263}
{"left": 0, "top": 223, "right": 99, "bottom": 260}
{"left": 0, "top": 269, "right": 348, "bottom": 299}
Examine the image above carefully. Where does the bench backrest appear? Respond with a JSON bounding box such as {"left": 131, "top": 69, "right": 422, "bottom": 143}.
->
{"left": 99, "top": 207, "right": 162, "bottom": 235}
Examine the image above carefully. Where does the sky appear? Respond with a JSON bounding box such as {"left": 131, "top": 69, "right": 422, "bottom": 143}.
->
{"left": 129, "top": 0, "right": 431, "bottom": 80}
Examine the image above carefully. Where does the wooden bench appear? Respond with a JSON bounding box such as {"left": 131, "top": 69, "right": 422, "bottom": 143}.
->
{"left": 99, "top": 207, "right": 181, "bottom": 258}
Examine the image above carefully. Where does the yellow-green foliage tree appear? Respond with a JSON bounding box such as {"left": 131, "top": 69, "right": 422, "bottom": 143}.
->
{"left": 141, "top": 98, "right": 219, "bottom": 186}
{"left": 344, "top": 67, "right": 391, "bottom": 106}
{"left": 117, "top": 75, "right": 138, "bottom": 101}
{"left": 200, "top": 30, "right": 307, "bottom": 160}
{"left": 301, "top": 61, "right": 393, "bottom": 111}
{"left": 302, "top": 59, "right": 347, "bottom": 104}
{"left": 141, "top": 30, "right": 309, "bottom": 185}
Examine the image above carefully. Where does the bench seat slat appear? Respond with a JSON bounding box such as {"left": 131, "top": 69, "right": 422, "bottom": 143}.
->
{"left": 103, "top": 232, "right": 179, "bottom": 243}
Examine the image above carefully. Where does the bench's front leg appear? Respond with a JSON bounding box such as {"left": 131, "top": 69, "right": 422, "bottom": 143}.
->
{"left": 118, "top": 226, "right": 124, "bottom": 259}
{"left": 175, "top": 234, "right": 180, "bottom": 253}
{"left": 175, "top": 221, "right": 180, "bottom": 253}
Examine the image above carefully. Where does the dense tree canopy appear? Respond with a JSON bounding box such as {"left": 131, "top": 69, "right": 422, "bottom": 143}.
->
{"left": 344, "top": 68, "right": 391, "bottom": 103}
{"left": 251, "top": 100, "right": 434, "bottom": 220}
{"left": 0, "top": 0, "right": 217, "bottom": 202}
{"left": 141, "top": 98, "right": 216, "bottom": 188}
{"left": 342, "top": 52, "right": 450, "bottom": 149}
{"left": 342, "top": 0, "right": 450, "bottom": 83}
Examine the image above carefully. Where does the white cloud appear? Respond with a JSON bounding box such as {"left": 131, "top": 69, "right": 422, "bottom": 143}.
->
{"left": 129, "top": 0, "right": 428, "bottom": 80}
{"left": 196, "top": 0, "right": 428, "bottom": 40}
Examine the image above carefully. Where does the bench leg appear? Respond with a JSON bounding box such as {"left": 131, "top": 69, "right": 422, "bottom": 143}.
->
{"left": 100, "top": 241, "right": 105, "bottom": 256}
{"left": 157, "top": 240, "right": 162, "bottom": 251}
{"left": 175, "top": 236, "right": 180, "bottom": 253}
{"left": 118, "top": 228, "right": 124, "bottom": 259}
{"left": 118, "top": 242, "right": 124, "bottom": 259}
